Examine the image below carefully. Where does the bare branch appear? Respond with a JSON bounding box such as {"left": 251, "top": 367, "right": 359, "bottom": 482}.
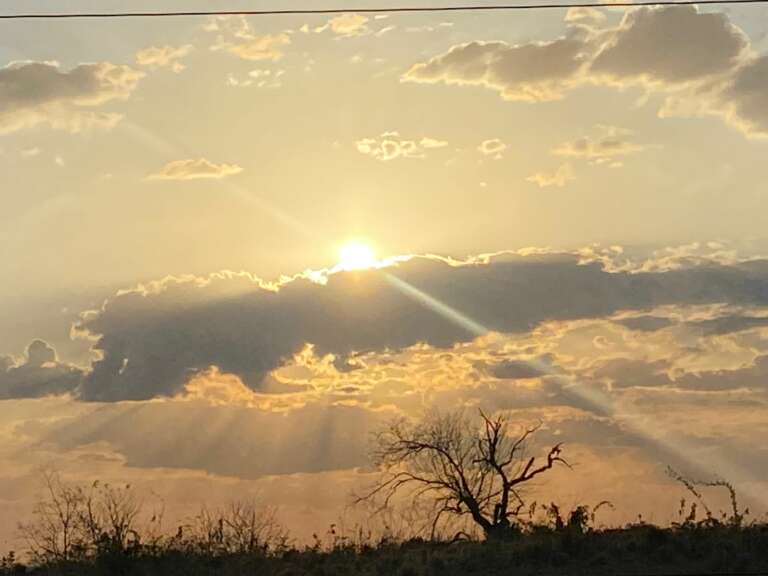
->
{"left": 359, "top": 409, "right": 569, "bottom": 540}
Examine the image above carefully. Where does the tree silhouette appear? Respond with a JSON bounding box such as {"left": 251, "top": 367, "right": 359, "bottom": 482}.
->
{"left": 361, "top": 410, "right": 570, "bottom": 540}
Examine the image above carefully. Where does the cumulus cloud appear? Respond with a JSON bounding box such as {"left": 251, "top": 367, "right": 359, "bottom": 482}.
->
{"left": 565, "top": 7, "right": 607, "bottom": 26}
{"left": 26, "top": 339, "right": 57, "bottom": 366}
{"left": 716, "top": 55, "right": 768, "bottom": 137}
{"left": 403, "top": 35, "right": 590, "bottom": 102}
{"left": 67, "top": 251, "right": 768, "bottom": 402}
{"left": 148, "top": 158, "right": 243, "bottom": 181}
{"left": 356, "top": 132, "right": 448, "bottom": 161}
{"left": 405, "top": 6, "right": 766, "bottom": 136}
{"left": 135, "top": 44, "right": 193, "bottom": 72}
{"left": 6, "top": 272, "right": 768, "bottom": 520}
{"left": 0, "top": 61, "right": 142, "bottom": 134}
{"left": 477, "top": 138, "right": 507, "bottom": 158}
{"left": 0, "top": 340, "right": 82, "bottom": 399}
{"left": 526, "top": 163, "right": 575, "bottom": 187}
{"left": 590, "top": 6, "right": 747, "bottom": 86}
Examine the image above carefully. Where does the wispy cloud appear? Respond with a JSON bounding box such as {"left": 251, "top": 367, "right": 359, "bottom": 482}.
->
{"left": 315, "top": 13, "right": 370, "bottom": 37}
{"left": 207, "top": 16, "right": 291, "bottom": 61}
{"left": 552, "top": 126, "right": 648, "bottom": 166}
{"left": 148, "top": 158, "right": 243, "bottom": 181}
{"left": 136, "top": 44, "right": 194, "bottom": 72}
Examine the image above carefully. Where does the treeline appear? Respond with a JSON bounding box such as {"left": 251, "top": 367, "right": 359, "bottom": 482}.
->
{"left": 1, "top": 470, "right": 767, "bottom": 575}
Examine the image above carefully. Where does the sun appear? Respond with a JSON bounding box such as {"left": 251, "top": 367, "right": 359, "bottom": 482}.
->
{"left": 337, "top": 242, "right": 377, "bottom": 271}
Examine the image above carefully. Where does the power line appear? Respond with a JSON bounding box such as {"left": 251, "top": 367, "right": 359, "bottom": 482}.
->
{"left": 0, "top": 0, "right": 767, "bottom": 20}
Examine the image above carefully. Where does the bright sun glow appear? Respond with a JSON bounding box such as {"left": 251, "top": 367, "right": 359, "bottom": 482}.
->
{"left": 338, "top": 242, "right": 377, "bottom": 271}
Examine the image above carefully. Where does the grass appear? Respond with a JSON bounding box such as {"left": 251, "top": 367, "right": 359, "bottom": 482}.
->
{"left": 2, "top": 521, "right": 767, "bottom": 575}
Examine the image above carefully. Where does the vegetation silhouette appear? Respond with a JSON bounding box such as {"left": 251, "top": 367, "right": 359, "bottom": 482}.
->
{"left": 357, "top": 409, "right": 569, "bottom": 540}
{"left": 1, "top": 410, "right": 767, "bottom": 575}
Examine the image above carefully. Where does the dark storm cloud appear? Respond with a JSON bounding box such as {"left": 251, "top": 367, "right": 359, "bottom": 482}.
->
{"left": 70, "top": 253, "right": 768, "bottom": 402}
{"left": 0, "top": 340, "right": 83, "bottom": 399}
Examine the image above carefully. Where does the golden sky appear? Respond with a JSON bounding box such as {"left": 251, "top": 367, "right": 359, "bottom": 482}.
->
{"left": 1, "top": 0, "right": 768, "bottom": 551}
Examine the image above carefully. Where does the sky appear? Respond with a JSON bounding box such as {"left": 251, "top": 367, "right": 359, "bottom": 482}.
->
{"left": 2, "top": 0, "right": 768, "bottom": 550}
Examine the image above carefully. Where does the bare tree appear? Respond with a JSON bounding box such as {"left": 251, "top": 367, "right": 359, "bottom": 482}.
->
{"left": 18, "top": 471, "right": 142, "bottom": 563}
{"left": 89, "top": 481, "right": 141, "bottom": 554}
{"left": 360, "top": 410, "right": 569, "bottom": 540}
{"left": 183, "top": 500, "right": 289, "bottom": 555}
{"left": 19, "top": 470, "right": 86, "bottom": 562}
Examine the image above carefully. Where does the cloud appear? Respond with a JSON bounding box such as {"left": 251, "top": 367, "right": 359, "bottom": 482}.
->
{"left": 404, "top": 6, "right": 766, "bottom": 137}
{"left": 526, "top": 163, "right": 575, "bottom": 187}
{"left": 565, "top": 7, "right": 607, "bottom": 26}
{"left": 591, "top": 354, "right": 768, "bottom": 392}
{"left": 716, "top": 55, "right": 768, "bottom": 137}
{"left": 614, "top": 315, "right": 674, "bottom": 332}
{"left": 41, "top": 400, "right": 384, "bottom": 478}
{"left": 405, "top": 22, "right": 454, "bottom": 33}
{"left": 148, "top": 158, "right": 243, "bottom": 181}
{"left": 6, "top": 283, "right": 768, "bottom": 522}
{"left": 207, "top": 17, "right": 290, "bottom": 61}
{"left": 316, "top": 13, "right": 370, "bottom": 37}
{"left": 0, "top": 340, "right": 82, "bottom": 399}
{"left": 552, "top": 126, "right": 646, "bottom": 166}
{"left": 26, "top": 339, "right": 56, "bottom": 366}
{"left": 419, "top": 137, "right": 449, "bottom": 149}
{"left": 687, "top": 314, "right": 768, "bottom": 336}
{"left": 484, "top": 359, "right": 545, "bottom": 379}
{"left": 68, "top": 251, "right": 768, "bottom": 402}
{"left": 478, "top": 138, "right": 507, "bottom": 158}
{"left": 226, "top": 68, "right": 285, "bottom": 89}
{"left": 356, "top": 132, "right": 448, "bottom": 161}
{"left": 135, "top": 44, "right": 193, "bottom": 72}
{"left": 590, "top": 6, "right": 747, "bottom": 87}
{"left": 0, "top": 61, "right": 142, "bottom": 134}
{"left": 217, "top": 34, "right": 291, "bottom": 61}
{"left": 403, "top": 35, "right": 590, "bottom": 102}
